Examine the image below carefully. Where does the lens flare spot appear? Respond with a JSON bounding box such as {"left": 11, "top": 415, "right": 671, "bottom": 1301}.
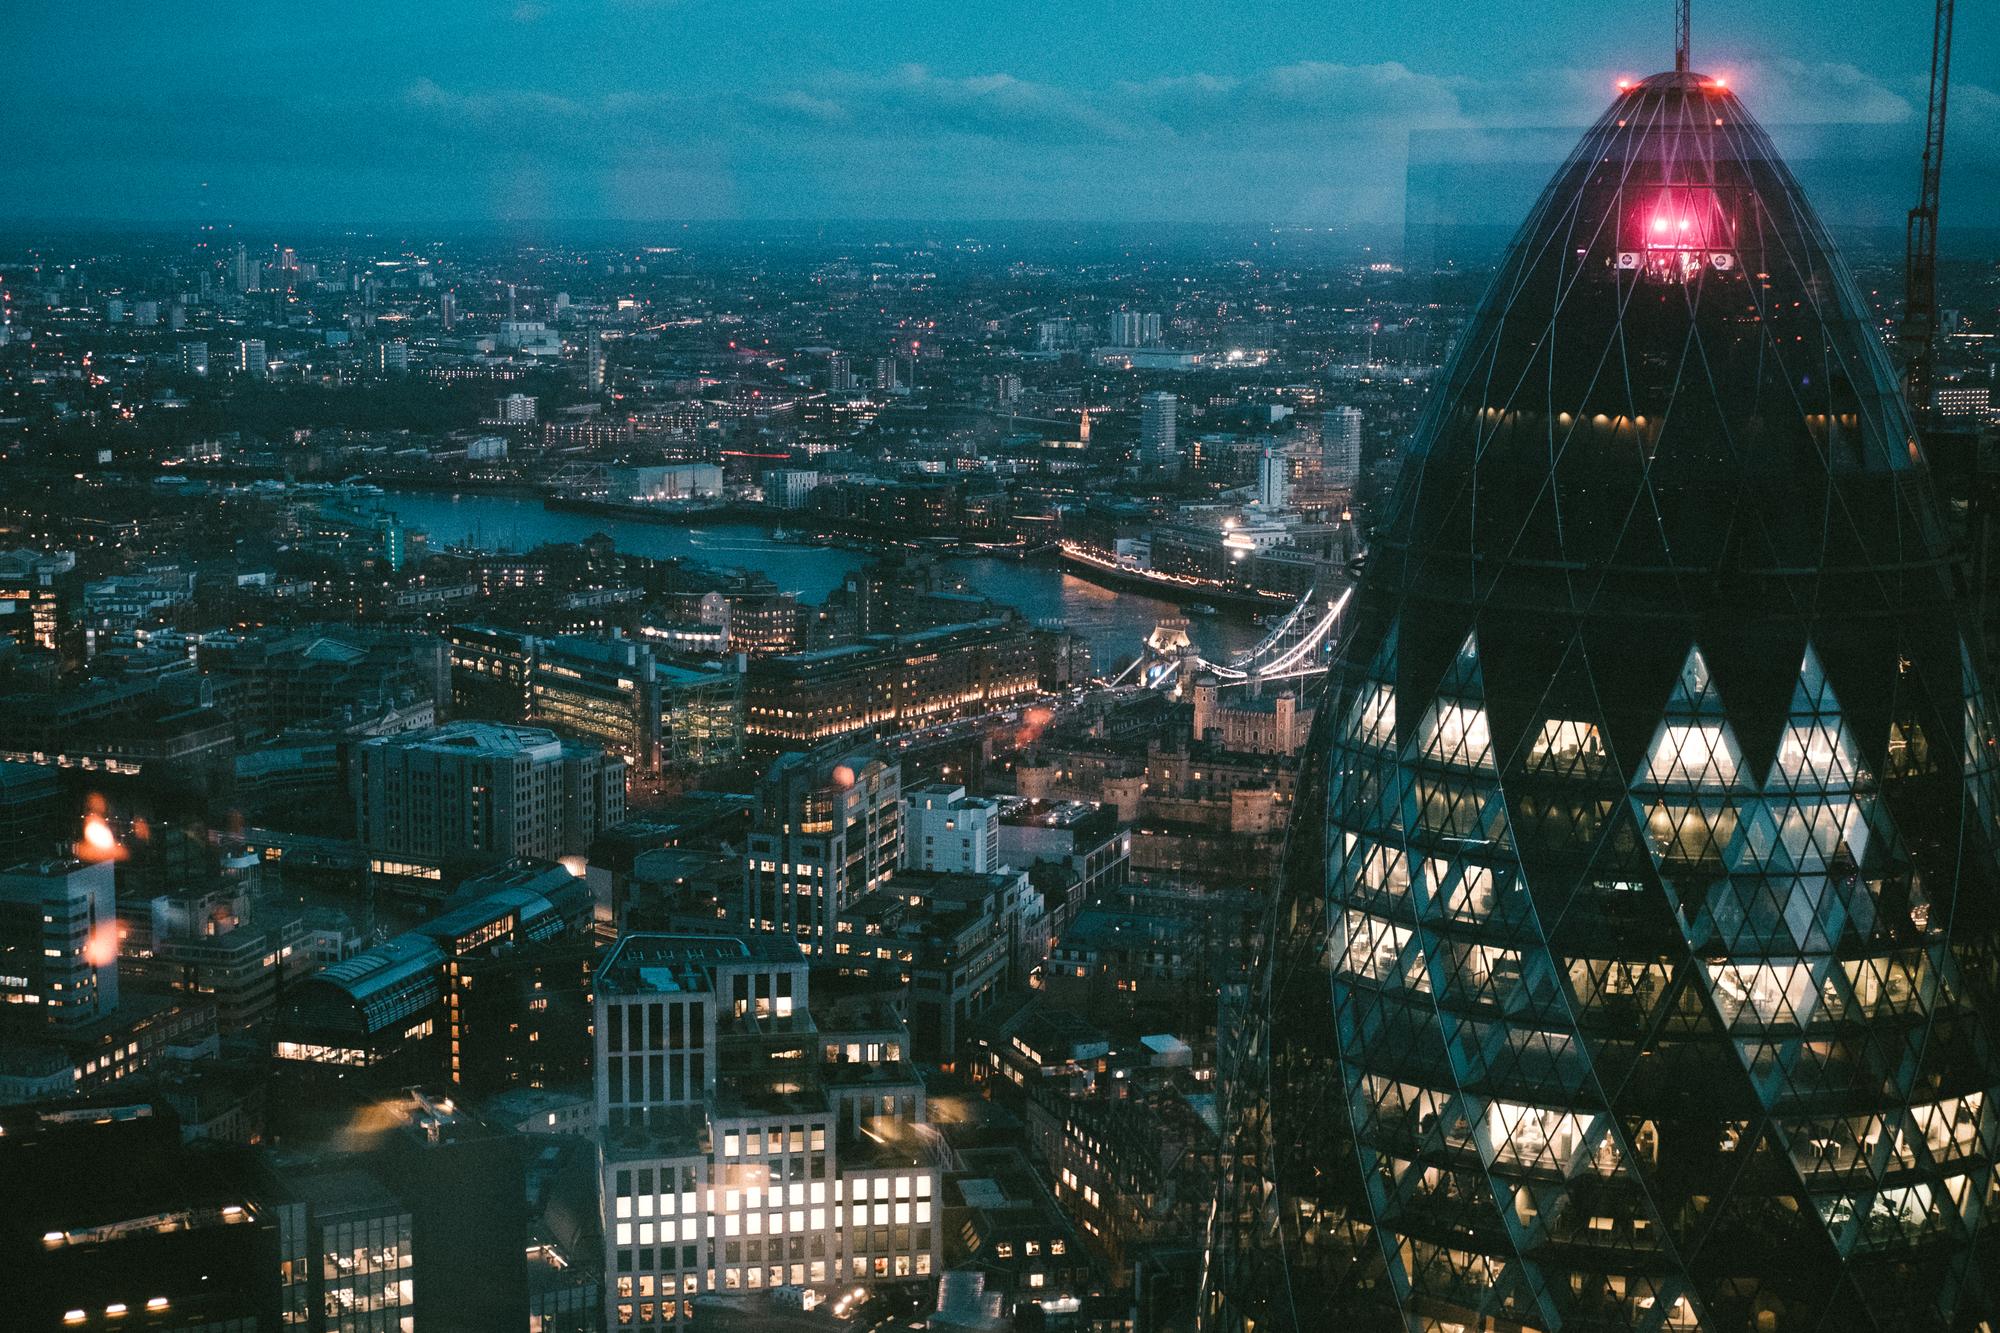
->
{"left": 83, "top": 923, "right": 118, "bottom": 969}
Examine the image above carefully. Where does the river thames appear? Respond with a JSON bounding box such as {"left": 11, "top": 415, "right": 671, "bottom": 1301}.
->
{"left": 380, "top": 492, "right": 1265, "bottom": 670}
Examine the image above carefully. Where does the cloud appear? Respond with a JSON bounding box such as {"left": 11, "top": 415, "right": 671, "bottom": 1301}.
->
{"left": 0, "top": 47, "right": 1989, "bottom": 229}
{"left": 1731, "top": 58, "right": 1914, "bottom": 125}
{"left": 757, "top": 64, "right": 1144, "bottom": 144}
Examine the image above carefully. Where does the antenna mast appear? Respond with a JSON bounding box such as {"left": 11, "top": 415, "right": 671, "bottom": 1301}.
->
{"left": 1675, "top": 0, "right": 1691, "bottom": 72}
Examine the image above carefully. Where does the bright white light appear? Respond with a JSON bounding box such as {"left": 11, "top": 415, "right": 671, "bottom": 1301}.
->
{"left": 82, "top": 816, "right": 115, "bottom": 852}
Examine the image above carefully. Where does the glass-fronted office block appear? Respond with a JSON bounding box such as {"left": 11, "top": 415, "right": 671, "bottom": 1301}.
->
{"left": 1207, "top": 71, "right": 2000, "bottom": 1332}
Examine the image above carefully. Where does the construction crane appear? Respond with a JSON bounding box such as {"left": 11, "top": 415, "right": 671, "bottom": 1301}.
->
{"left": 1903, "top": 0, "right": 1955, "bottom": 424}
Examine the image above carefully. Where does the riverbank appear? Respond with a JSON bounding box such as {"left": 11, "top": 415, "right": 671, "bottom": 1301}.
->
{"left": 543, "top": 494, "right": 766, "bottom": 527}
{"left": 543, "top": 495, "right": 1043, "bottom": 560}
{"left": 375, "top": 492, "right": 1268, "bottom": 668}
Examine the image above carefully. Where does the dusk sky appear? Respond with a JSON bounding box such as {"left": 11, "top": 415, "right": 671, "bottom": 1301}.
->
{"left": 4, "top": 0, "right": 1993, "bottom": 231}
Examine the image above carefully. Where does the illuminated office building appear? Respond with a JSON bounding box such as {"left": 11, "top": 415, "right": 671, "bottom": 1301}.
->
{"left": 595, "top": 934, "right": 940, "bottom": 1328}
{"left": 1208, "top": 69, "right": 2000, "bottom": 1331}
{"left": 448, "top": 627, "right": 745, "bottom": 774}
{"left": 743, "top": 619, "right": 1040, "bottom": 749}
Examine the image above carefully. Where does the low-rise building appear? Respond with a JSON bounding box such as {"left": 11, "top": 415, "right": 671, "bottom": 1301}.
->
{"left": 995, "top": 799, "right": 1130, "bottom": 940}
{"left": 1189, "top": 675, "right": 1313, "bottom": 756}
{"left": 271, "top": 859, "right": 593, "bottom": 1090}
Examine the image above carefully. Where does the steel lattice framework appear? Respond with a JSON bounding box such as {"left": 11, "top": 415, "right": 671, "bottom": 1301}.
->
{"left": 1205, "top": 69, "right": 2000, "bottom": 1333}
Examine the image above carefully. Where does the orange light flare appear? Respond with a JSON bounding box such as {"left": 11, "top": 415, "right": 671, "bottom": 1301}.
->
{"left": 82, "top": 921, "right": 119, "bottom": 969}
{"left": 832, "top": 764, "right": 856, "bottom": 789}
{"left": 76, "top": 813, "right": 128, "bottom": 863}
{"left": 1014, "top": 706, "right": 1055, "bottom": 748}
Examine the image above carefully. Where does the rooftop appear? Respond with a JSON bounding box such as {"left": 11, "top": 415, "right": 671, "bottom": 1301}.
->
{"left": 597, "top": 932, "right": 801, "bottom": 998}
{"left": 362, "top": 720, "right": 566, "bottom": 760}
{"left": 998, "top": 797, "right": 1111, "bottom": 832}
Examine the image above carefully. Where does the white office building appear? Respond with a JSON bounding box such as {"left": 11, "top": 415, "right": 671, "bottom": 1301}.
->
{"left": 900, "top": 783, "right": 1000, "bottom": 874}
{"left": 596, "top": 934, "right": 941, "bottom": 1327}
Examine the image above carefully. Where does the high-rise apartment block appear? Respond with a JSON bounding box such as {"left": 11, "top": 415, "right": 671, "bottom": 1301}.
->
{"left": 495, "top": 393, "right": 538, "bottom": 423}
{"left": 231, "top": 242, "right": 260, "bottom": 292}
{"left": 1107, "top": 310, "right": 1162, "bottom": 348}
{"left": 1322, "top": 405, "right": 1362, "bottom": 490}
{"left": 1139, "top": 391, "right": 1178, "bottom": 473}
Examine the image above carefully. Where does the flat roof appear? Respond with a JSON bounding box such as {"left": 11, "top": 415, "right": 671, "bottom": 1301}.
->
{"left": 597, "top": 932, "right": 801, "bottom": 997}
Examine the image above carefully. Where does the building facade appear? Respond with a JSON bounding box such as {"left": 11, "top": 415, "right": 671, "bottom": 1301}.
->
{"left": 744, "top": 619, "right": 1040, "bottom": 748}
{"left": 902, "top": 783, "right": 1001, "bottom": 874}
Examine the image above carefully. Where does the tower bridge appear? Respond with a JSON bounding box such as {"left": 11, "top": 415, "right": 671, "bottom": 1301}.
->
{"left": 1105, "top": 584, "right": 1352, "bottom": 693}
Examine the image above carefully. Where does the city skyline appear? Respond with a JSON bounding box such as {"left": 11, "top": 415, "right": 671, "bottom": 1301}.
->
{"left": 0, "top": 4, "right": 1992, "bottom": 1330}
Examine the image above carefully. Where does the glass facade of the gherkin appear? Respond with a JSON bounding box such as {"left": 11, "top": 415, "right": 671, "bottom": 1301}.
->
{"left": 1204, "top": 70, "right": 2000, "bottom": 1332}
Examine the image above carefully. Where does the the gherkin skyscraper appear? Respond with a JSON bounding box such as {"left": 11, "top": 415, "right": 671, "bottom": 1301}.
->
{"left": 1205, "top": 68, "right": 2000, "bottom": 1332}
